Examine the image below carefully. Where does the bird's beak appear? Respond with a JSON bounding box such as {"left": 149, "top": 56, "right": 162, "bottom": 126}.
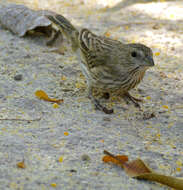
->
{"left": 146, "top": 56, "right": 155, "bottom": 67}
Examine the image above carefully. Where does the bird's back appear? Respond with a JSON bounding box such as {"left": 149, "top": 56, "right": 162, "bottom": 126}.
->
{"left": 78, "top": 29, "right": 136, "bottom": 90}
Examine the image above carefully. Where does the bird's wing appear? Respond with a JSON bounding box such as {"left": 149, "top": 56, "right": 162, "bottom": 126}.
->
{"left": 78, "top": 28, "right": 122, "bottom": 68}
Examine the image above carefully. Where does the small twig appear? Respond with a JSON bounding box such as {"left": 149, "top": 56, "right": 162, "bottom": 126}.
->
{"left": 0, "top": 117, "right": 41, "bottom": 122}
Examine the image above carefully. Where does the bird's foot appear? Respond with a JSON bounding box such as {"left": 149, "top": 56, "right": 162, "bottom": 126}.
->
{"left": 89, "top": 95, "right": 113, "bottom": 114}
{"left": 123, "top": 92, "right": 143, "bottom": 108}
{"left": 102, "top": 92, "right": 110, "bottom": 100}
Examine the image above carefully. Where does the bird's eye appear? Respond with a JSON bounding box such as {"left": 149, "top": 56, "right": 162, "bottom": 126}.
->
{"left": 131, "top": 51, "right": 137, "bottom": 57}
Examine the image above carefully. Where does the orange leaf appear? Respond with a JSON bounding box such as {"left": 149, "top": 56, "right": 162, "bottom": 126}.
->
{"left": 103, "top": 150, "right": 128, "bottom": 167}
{"left": 103, "top": 155, "right": 128, "bottom": 166}
{"left": 35, "top": 90, "right": 63, "bottom": 104}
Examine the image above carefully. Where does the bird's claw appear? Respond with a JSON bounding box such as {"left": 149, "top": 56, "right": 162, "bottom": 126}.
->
{"left": 91, "top": 97, "right": 113, "bottom": 114}
{"left": 124, "top": 92, "right": 142, "bottom": 108}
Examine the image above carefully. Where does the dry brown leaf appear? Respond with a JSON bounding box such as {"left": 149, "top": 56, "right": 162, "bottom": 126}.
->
{"left": 123, "top": 159, "right": 152, "bottom": 177}
{"left": 103, "top": 150, "right": 183, "bottom": 190}
{"left": 35, "top": 90, "right": 63, "bottom": 104}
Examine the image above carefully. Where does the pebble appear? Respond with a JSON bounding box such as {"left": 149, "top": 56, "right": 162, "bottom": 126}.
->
{"left": 14, "top": 74, "right": 23, "bottom": 81}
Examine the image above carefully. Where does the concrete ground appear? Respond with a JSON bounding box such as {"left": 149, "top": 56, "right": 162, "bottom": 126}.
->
{"left": 0, "top": 0, "right": 183, "bottom": 189}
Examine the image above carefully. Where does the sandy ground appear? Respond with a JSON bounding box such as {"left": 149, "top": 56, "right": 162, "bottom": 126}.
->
{"left": 0, "top": 0, "right": 183, "bottom": 189}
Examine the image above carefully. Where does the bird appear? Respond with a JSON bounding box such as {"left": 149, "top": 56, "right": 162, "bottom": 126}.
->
{"left": 46, "top": 14, "right": 154, "bottom": 114}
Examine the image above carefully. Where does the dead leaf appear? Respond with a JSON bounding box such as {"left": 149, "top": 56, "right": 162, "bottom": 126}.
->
{"left": 35, "top": 90, "right": 63, "bottom": 104}
{"left": 123, "top": 159, "right": 152, "bottom": 177}
{"left": 103, "top": 150, "right": 183, "bottom": 190}
{"left": 103, "top": 150, "right": 128, "bottom": 166}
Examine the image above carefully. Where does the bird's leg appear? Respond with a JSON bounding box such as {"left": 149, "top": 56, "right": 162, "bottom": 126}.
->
{"left": 123, "top": 92, "right": 143, "bottom": 108}
{"left": 102, "top": 92, "right": 110, "bottom": 100}
{"left": 87, "top": 85, "right": 113, "bottom": 114}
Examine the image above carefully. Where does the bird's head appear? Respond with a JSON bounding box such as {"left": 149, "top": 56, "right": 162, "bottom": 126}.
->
{"left": 126, "top": 43, "right": 154, "bottom": 69}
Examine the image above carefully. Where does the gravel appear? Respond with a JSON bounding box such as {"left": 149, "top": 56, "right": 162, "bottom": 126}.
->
{"left": 0, "top": 1, "right": 183, "bottom": 189}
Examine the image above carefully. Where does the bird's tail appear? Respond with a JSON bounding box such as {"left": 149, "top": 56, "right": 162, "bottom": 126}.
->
{"left": 46, "top": 14, "right": 79, "bottom": 51}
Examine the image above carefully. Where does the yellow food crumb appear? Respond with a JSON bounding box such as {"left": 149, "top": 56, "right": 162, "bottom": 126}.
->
{"left": 176, "top": 167, "right": 181, "bottom": 172}
{"left": 176, "top": 160, "right": 182, "bottom": 167}
{"left": 155, "top": 52, "right": 160, "bottom": 56}
{"left": 170, "top": 14, "right": 175, "bottom": 19}
{"left": 53, "top": 103, "right": 59, "bottom": 108}
{"left": 64, "top": 132, "right": 69, "bottom": 136}
{"left": 61, "top": 76, "right": 67, "bottom": 81}
{"left": 162, "top": 105, "right": 169, "bottom": 109}
{"left": 17, "top": 160, "right": 26, "bottom": 169}
{"left": 104, "top": 32, "right": 111, "bottom": 37}
{"left": 146, "top": 96, "right": 151, "bottom": 100}
{"left": 131, "top": 40, "right": 136, "bottom": 43}
{"left": 125, "top": 25, "right": 129, "bottom": 30}
{"left": 58, "top": 156, "right": 63, "bottom": 163}
{"left": 156, "top": 133, "right": 161, "bottom": 138}
{"left": 50, "top": 183, "right": 57, "bottom": 187}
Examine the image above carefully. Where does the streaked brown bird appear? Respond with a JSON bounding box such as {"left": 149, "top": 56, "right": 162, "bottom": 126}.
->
{"left": 46, "top": 14, "right": 154, "bottom": 114}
